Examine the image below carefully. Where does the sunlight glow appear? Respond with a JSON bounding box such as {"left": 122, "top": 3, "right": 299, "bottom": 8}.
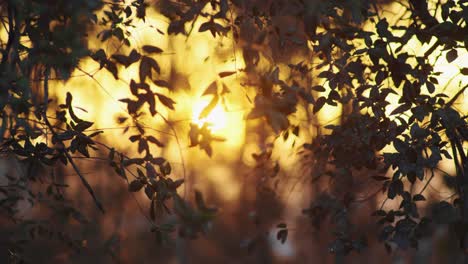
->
{"left": 191, "top": 98, "right": 228, "bottom": 132}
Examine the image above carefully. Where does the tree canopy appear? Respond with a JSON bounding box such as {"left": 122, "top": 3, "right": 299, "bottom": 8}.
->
{"left": 0, "top": 0, "right": 467, "bottom": 263}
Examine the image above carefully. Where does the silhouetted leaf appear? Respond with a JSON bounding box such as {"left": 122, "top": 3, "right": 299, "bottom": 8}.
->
{"left": 313, "top": 97, "right": 326, "bottom": 113}
{"left": 111, "top": 54, "right": 130, "bottom": 67}
{"left": 139, "top": 56, "right": 151, "bottom": 82}
{"left": 153, "top": 80, "right": 171, "bottom": 89}
{"left": 446, "top": 49, "right": 458, "bottom": 63}
{"left": 128, "top": 49, "right": 141, "bottom": 65}
{"left": 276, "top": 229, "right": 288, "bottom": 244}
{"left": 413, "top": 194, "right": 425, "bottom": 201}
{"left": 147, "top": 136, "right": 164, "bottom": 147}
{"left": 129, "top": 135, "right": 141, "bottom": 142}
{"left": 138, "top": 139, "right": 148, "bottom": 153}
{"left": 311, "top": 85, "right": 326, "bottom": 92}
{"left": 106, "top": 61, "right": 118, "bottom": 79}
{"left": 390, "top": 104, "right": 411, "bottom": 115}
{"left": 203, "top": 81, "right": 218, "bottom": 96}
{"left": 74, "top": 121, "right": 93, "bottom": 132}
{"left": 129, "top": 180, "right": 144, "bottom": 192}
{"left": 146, "top": 163, "right": 157, "bottom": 179}
{"left": 142, "top": 45, "right": 163, "bottom": 54}
{"left": 155, "top": 93, "right": 176, "bottom": 110}
{"left": 199, "top": 95, "right": 219, "bottom": 119}
{"left": 218, "top": 71, "right": 236, "bottom": 78}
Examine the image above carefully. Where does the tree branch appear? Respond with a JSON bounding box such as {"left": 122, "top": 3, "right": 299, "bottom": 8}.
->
{"left": 446, "top": 84, "right": 468, "bottom": 108}
{"left": 42, "top": 66, "right": 105, "bottom": 213}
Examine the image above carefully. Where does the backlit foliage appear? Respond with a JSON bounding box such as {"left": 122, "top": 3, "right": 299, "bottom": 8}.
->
{"left": 0, "top": 0, "right": 467, "bottom": 262}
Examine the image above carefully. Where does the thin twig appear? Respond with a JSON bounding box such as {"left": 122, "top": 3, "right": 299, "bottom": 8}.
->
{"left": 447, "top": 84, "right": 468, "bottom": 107}
{"left": 42, "top": 66, "right": 105, "bottom": 213}
{"left": 158, "top": 113, "right": 188, "bottom": 198}
{"left": 418, "top": 169, "right": 434, "bottom": 195}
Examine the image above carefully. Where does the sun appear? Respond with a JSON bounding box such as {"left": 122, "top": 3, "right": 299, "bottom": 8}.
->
{"left": 192, "top": 98, "right": 227, "bottom": 132}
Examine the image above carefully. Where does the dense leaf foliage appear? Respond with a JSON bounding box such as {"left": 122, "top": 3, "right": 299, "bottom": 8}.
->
{"left": 0, "top": 0, "right": 467, "bottom": 262}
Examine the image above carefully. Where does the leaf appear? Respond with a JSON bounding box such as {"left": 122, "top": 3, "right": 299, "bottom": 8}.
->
{"left": 446, "top": 49, "right": 458, "bottom": 63}
{"left": 153, "top": 79, "right": 171, "bottom": 89}
{"left": 136, "top": 3, "right": 146, "bottom": 20}
{"left": 105, "top": 61, "right": 118, "bottom": 80}
{"left": 151, "top": 157, "right": 166, "bottom": 165}
{"left": 198, "top": 21, "right": 228, "bottom": 37}
{"left": 413, "top": 194, "right": 425, "bottom": 201}
{"left": 376, "top": 18, "right": 390, "bottom": 37}
{"left": 148, "top": 56, "right": 161, "bottom": 74}
{"left": 74, "top": 121, "right": 93, "bottom": 132}
{"left": 124, "top": 6, "right": 132, "bottom": 17}
{"left": 393, "top": 138, "right": 407, "bottom": 152}
{"left": 328, "top": 90, "right": 340, "bottom": 101}
{"left": 146, "top": 163, "right": 157, "bottom": 179}
{"left": 313, "top": 97, "right": 326, "bottom": 113}
{"left": 292, "top": 126, "right": 299, "bottom": 136}
{"left": 199, "top": 21, "right": 212, "bottom": 33}
{"left": 130, "top": 80, "right": 138, "bottom": 95}
{"left": 137, "top": 168, "right": 146, "bottom": 179}
{"left": 276, "top": 229, "right": 288, "bottom": 244}
{"left": 147, "top": 136, "right": 164, "bottom": 147}
{"left": 142, "top": 45, "right": 163, "bottom": 54}
{"left": 129, "top": 180, "right": 144, "bottom": 192}
{"left": 390, "top": 103, "right": 411, "bottom": 115}
{"left": 202, "top": 81, "right": 218, "bottom": 96}
{"left": 139, "top": 56, "right": 151, "bottom": 82}
{"left": 168, "top": 20, "right": 185, "bottom": 35}
{"left": 160, "top": 161, "right": 171, "bottom": 176}
{"left": 147, "top": 93, "right": 157, "bottom": 116}
{"left": 138, "top": 139, "right": 148, "bottom": 153}
{"left": 429, "top": 77, "right": 438, "bottom": 84}
{"left": 426, "top": 82, "right": 435, "bottom": 93}
{"left": 88, "top": 130, "right": 104, "bottom": 138}
{"left": 172, "top": 179, "right": 184, "bottom": 190}
{"left": 218, "top": 71, "right": 236, "bottom": 78}
{"left": 199, "top": 95, "right": 219, "bottom": 119}
{"left": 91, "top": 49, "right": 107, "bottom": 68}
{"left": 111, "top": 54, "right": 130, "bottom": 67}
{"left": 376, "top": 70, "right": 387, "bottom": 84}
{"left": 128, "top": 49, "right": 141, "bottom": 65}
{"left": 311, "top": 85, "right": 326, "bottom": 92}
{"left": 155, "top": 93, "right": 176, "bottom": 110}
{"left": 129, "top": 135, "right": 140, "bottom": 142}
{"left": 145, "top": 186, "right": 155, "bottom": 200}
{"left": 318, "top": 71, "right": 334, "bottom": 79}
{"left": 388, "top": 180, "right": 403, "bottom": 199}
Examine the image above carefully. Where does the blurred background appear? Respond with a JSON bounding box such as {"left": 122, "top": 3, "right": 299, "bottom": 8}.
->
{"left": 0, "top": 0, "right": 467, "bottom": 263}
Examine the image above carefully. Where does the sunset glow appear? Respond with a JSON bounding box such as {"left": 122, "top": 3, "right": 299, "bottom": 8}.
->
{"left": 191, "top": 98, "right": 228, "bottom": 132}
